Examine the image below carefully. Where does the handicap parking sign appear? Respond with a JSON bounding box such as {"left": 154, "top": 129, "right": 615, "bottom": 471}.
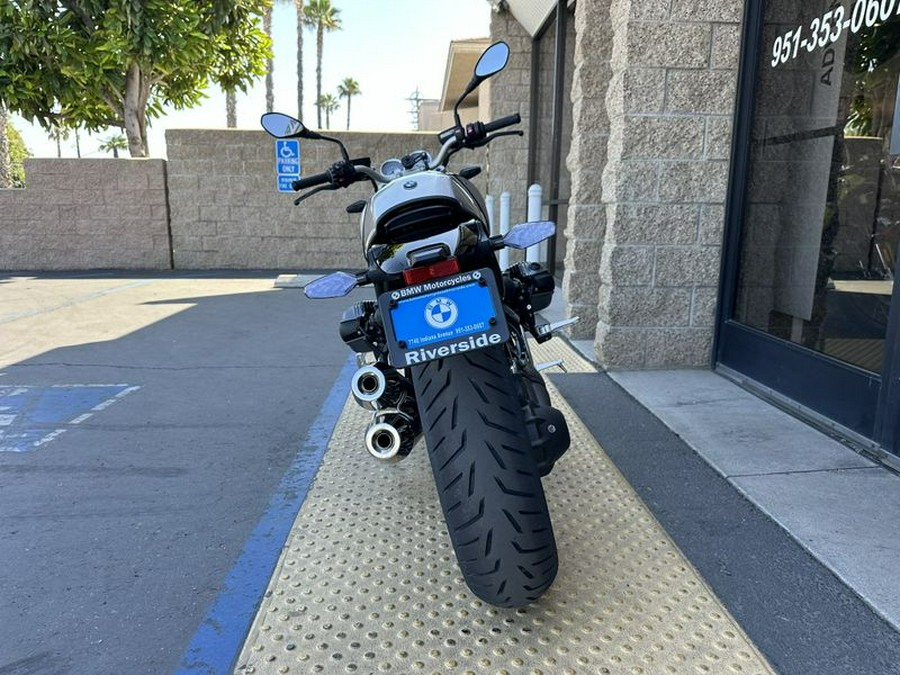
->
{"left": 276, "top": 139, "right": 301, "bottom": 193}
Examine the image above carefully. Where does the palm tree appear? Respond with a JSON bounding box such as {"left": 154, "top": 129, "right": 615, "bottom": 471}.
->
{"left": 337, "top": 77, "right": 360, "bottom": 130}
{"left": 98, "top": 133, "right": 129, "bottom": 159}
{"left": 0, "top": 103, "right": 11, "bottom": 188}
{"left": 304, "top": 0, "right": 341, "bottom": 129}
{"left": 292, "top": 0, "right": 305, "bottom": 119}
{"left": 264, "top": 2, "right": 306, "bottom": 119}
{"left": 264, "top": 4, "right": 274, "bottom": 112}
{"left": 50, "top": 124, "right": 69, "bottom": 158}
{"left": 317, "top": 94, "right": 339, "bottom": 129}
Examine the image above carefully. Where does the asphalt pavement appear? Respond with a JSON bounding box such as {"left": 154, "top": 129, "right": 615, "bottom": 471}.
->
{"left": 0, "top": 272, "right": 357, "bottom": 674}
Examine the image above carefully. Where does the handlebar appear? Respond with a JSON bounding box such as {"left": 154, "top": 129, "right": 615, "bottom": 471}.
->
{"left": 292, "top": 172, "right": 332, "bottom": 191}
{"left": 291, "top": 113, "right": 521, "bottom": 197}
{"left": 483, "top": 113, "right": 521, "bottom": 134}
{"left": 430, "top": 112, "right": 521, "bottom": 168}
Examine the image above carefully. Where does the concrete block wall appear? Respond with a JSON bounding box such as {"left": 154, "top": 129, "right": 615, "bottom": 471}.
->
{"left": 166, "top": 129, "right": 487, "bottom": 269}
{"left": 563, "top": 0, "right": 614, "bottom": 339}
{"left": 594, "top": 0, "right": 742, "bottom": 369}
{"left": 486, "top": 10, "right": 533, "bottom": 229}
{"left": 489, "top": 0, "right": 742, "bottom": 365}
{"left": 0, "top": 159, "right": 170, "bottom": 270}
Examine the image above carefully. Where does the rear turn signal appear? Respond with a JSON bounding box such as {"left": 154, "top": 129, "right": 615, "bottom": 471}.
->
{"left": 402, "top": 258, "right": 461, "bottom": 285}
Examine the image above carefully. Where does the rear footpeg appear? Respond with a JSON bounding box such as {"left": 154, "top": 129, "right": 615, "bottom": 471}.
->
{"left": 535, "top": 359, "right": 567, "bottom": 373}
{"left": 537, "top": 316, "right": 580, "bottom": 338}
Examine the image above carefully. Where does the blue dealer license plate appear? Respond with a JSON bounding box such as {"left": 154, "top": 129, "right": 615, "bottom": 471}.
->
{"left": 379, "top": 269, "right": 509, "bottom": 367}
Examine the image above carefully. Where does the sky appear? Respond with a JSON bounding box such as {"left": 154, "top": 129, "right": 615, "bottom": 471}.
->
{"left": 12, "top": 0, "right": 493, "bottom": 159}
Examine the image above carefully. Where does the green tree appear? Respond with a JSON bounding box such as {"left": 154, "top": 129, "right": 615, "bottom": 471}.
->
{"left": 337, "top": 77, "right": 360, "bottom": 130}
{"left": 304, "top": 0, "right": 341, "bottom": 129}
{"left": 8, "top": 123, "right": 29, "bottom": 187}
{"left": 0, "top": 111, "right": 30, "bottom": 188}
{"left": 98, "top": 133, "right": 129, "bottom": 158}
{"left": 0, "top": 1, "right": 272, "bottom": 158}
{"left": 317, "top": 93, "right": 339, "bottom": 129}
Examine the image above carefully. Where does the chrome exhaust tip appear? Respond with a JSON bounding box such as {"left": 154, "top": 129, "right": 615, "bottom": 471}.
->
{"left": 366, "top": 421, "right": 402, "bottom": 461}
{"left": 365, "top": 413, "right": 418, "bottom": 462}
{"left": 351, "top": 365, "right": 387, "bottom": 409}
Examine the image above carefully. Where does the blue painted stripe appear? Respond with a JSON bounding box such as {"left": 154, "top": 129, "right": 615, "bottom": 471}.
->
{"left": 175, "top": 354, "right": 357, "bottom": 674}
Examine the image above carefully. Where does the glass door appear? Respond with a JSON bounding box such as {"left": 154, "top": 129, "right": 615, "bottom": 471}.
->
{"left": 719, "top": 0, "right": 900, "bottom": 453}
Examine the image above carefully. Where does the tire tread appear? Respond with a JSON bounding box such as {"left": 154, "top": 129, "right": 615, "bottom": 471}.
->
{"left": 411, "top": 345, "right": 558, "bottom": 607}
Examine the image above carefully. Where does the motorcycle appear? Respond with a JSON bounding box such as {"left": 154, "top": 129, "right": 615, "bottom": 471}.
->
{"left": 261, "top": 41, "right": 577, "bottom": 608}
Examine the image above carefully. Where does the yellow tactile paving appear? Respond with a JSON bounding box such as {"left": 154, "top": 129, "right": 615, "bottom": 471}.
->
{"left": 235, "top": 339, "right": 774, "bottom": 675}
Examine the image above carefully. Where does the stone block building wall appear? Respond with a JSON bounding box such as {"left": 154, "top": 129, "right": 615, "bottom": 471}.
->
{"left": 593, "top": 0, "right": 742, "bottom": 368}
{"left": 486, "top": 10, "right": 533, "bottom": 228}
{"left": 493, "top": 0, "right": 743, "bottom": 367}
{"left": 563, "top": 0, "right": 614, "bottom": 339}
{"left": 166, "top": 129, "right": 487, "bottom": 269}
{"left": 0, "top": 159, "right": 170, "bottom": 270}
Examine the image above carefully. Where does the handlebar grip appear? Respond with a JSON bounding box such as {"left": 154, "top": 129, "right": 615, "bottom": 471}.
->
{"left": 292, "top": 171, "right": 331, "bottom": 191}
{"left": 483, "top": 113, "right": 521, "bottom": 134}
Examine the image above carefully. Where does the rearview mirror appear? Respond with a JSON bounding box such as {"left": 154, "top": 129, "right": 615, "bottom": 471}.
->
{"left": 260, "top": 112, "right": 308, "bottom": 139}
{"left": 503, "top": 221, "right": 556, "bottom": 250}
{"left": 454, "top": 41, "right": 511, "bottom": 128}
{"left": 474, "top": 41, "right": 510, "bottom": 79}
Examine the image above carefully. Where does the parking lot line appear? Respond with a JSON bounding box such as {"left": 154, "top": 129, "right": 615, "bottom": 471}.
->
{"left": 176, "top": 354, "right": 357, "bottom": 675}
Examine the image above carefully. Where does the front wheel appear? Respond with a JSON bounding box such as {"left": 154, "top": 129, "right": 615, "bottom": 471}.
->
{"left": 410, "top": 345, "right": 558, "bottom": 607}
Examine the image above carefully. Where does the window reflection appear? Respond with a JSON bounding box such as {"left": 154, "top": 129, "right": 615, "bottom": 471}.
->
{"left": 735, "top": 0, "right": 900, "bottom": 373}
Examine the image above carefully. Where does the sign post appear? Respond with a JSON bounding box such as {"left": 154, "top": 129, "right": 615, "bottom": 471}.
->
{"left": 275, "top": 139, "right": 301, "bottom": 192}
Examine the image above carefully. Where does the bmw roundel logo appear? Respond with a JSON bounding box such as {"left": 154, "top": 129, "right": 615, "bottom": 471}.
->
{"left": 424, "top": 297, "right": 458, "bottom": 330}
{"left": 391, "top": 291, "right": 400, "bottom": 300}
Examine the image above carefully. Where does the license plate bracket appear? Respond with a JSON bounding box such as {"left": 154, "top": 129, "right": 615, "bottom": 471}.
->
{"left": 378, "top": 269, "right": 509, "bottom": 368}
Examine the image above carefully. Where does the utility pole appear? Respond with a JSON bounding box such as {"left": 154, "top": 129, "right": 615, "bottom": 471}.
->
{"left": 407, "top": 87, "right": 425, "bottom": 130}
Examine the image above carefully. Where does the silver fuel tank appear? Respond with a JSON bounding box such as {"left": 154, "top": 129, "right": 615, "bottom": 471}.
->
{"left": 359, "top": 171, "right": 486, "bottom": 251}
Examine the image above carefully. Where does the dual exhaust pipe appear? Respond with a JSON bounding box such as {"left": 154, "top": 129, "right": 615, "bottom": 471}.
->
{"left": 351, "top": 363, "right": 421, "bottom": 462}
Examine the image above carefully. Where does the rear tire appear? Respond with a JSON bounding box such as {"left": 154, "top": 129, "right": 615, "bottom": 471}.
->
{"left": 410, "top": 345, "right": 558, "bottom": 607}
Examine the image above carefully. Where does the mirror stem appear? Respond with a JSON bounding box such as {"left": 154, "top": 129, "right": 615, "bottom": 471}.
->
{"left": 317, "top": 132, "right": 350, "bottom": 161}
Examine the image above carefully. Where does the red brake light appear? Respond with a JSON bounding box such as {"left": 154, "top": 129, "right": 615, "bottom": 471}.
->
{"left": 402, "top": 258, "right": 461, "bottom": 285}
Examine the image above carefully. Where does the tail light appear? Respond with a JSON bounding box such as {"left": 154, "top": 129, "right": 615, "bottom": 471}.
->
{"left": 402, "top": 258, "right": 461, "bottom": 285}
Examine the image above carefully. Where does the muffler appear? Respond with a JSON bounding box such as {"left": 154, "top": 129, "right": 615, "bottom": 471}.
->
{"left": 350, "top": 363, "right": 408, "bottom": 410}
{"left": 365, "top": 413, "right": 419, "bottom": 462}
{"left": 350, "top": 365, "right": 388, "bottom": 409}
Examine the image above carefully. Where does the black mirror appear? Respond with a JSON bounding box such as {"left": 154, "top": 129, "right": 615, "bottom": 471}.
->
{"left": 474, "top": 41, "right": 510, "bottom": 79}
{"left": 260, "top": 113, "right": 308, "bottom": 139}
{"left": 454, "top": 42, "right": 510, "bottom": 129}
